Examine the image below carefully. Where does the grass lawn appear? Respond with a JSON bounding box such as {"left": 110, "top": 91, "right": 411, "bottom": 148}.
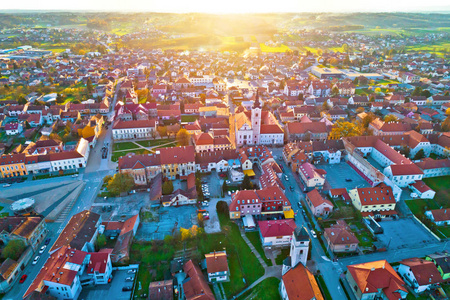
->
{"left": 237, "top": 277, "right": 281, "bottom": 300}
{"left": 135, "top": 139, "right": 175, "bottom": 148}
{"left": 113, "top": 141, "right": 139, "bottom": 151}
{"left": 216, "top": 210, "right": 264, "bottom": 297}
{"left": 129, "top": 241, "right": 177, "bottom": 297}
{"left": 181, "top": 115, "right": 199, "bottom": 123}
{"left": 423, "top": 176, "right": 450, "bottom": 202}
{"left": 0, "top": 206, "right": 4, "bottom": 211}
{"left": 260, "top": 43, "right": 290, "bottom": 53}
{"left": 111, "top": 149, "right": 151, "bottom": 162}
{"left": 245, "top": 231, "right": 273, "bottom": 266}
{"left": 406, "top": 198, "right": 440, "bottom": 219}
{"left": 0, "top": 212, "right": 9, "bottom": 218}
{"left": 275, "top": 248, "right": 290, "bottom": 265}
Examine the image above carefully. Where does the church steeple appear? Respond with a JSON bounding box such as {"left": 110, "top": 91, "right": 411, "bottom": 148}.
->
{"left": 253, "top": 90, "right": 262, "bottom": 109}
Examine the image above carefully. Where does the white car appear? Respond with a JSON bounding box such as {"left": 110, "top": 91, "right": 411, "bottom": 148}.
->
{"left": 32, "top": 256, "right": 40, "bottom": 265}
{"left": 310, "top": 230, "right": 317, "bottom": 239}
{"left": 2, "top": 184, "right": 11, "bottom": 188}
{"left": 39, "top": 245, "right": 47, "bottom": 254}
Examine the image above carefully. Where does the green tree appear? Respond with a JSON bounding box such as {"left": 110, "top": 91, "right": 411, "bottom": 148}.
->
{"left": 162, "top": 180, "right": 174, "bottom": 195}
{"left": 17, "top": 94, "right": 27, "bottom": 105}
{"left": 176, "top": 128, "right": 191, "bottom": 146}
{"left": 36, "top": 60, "right": 42, "bottom": 69}
{"left": 222, "top": 180, "right": 228, "bottom": 197}
{"left": 241, "top": 174, "right": 254, "bottom": 190}
{"left": 86, "top": 78, "right": 93, "bottom": 94}
{"left": 399, "top": 146, "right": 411, "bottom": 158}
{"left": 107, "top": 173, "right": 134, "bottom": 196}
{"left": 2, "top": 240, "right": 26, "bottom": 261}
{"left": 96, "top": 234, "right": 107, "bottom": 249}
{"left": 195, "top": 177, "right": 204, "bottom": 201}
{"left": 331, "top": 86, "right": 340, "bottom": 96}
{"left": 384, "top": 114, "right": 398, "bottom": 123}
{"left": 413, "top": 149, "right": 425, "bottom": 160}
{"left": 56, "top": 93, "right": 64, "bottom": 104}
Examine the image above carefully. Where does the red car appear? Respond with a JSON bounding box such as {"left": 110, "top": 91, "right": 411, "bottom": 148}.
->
{"left": 219, "top": 173, "right": 226, "bottom": 178}
{"left": 19, "top": 274, "right": 27, "bottom": 284}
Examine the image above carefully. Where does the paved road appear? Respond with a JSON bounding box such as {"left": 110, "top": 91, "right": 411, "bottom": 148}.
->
{"left": 3, "top": 79, "right": 123, "bottom": 299}
{"left": 271, "top": 148, "right": 347, "bottom": 300}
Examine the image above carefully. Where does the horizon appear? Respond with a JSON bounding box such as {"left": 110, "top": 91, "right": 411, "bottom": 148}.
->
{"left": 1, "top": 0, "right": 450, "bottom": 14}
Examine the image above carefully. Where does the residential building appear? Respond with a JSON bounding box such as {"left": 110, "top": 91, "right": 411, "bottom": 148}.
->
{"left": 112, "top": 119, "right": 156, "bottom": 140}
{"left": 258, "top": 219, "right": 297, "bottom": 248}
{"left": 148, "top": 280, "right": 173, "bottom": 300}
{"left": 425, "top": 209, "right": 450, "bottom": 226}
{"left": 159, "top": 146, "right": 195, "bottom": 180}
{"left": 305, "top": 189, "right": 334, "bottom": 217}
{"left": 205, "top": 251, "right": 229, "bottom": 283}
{"left": 182, "top": 260, "right": 214, "bottom": 300}
{"left": 346, "top": 260, "right": 408, "bottom": 300}
{"left": 297, "top": 163, "right": 326, "bottom": 190}
{"left": 323, "top": 220, "right": 358, "bottom": 253}
{"left": 118, "top": 153, "right": 161, "bottom": 185}
{"left": 396, "top": 258, "right": 443, "bottom": 293}
{"left": 0, "top": 153, "right": 27, "bottom": 178}
{"left": 348, "top": 185, "right": 397, "bottom": 219}
{"left": 0, "top": 216, "right": 47, "bottom": 251}
{"left": 426, "top": 253, "right": 450, "bottom": 281}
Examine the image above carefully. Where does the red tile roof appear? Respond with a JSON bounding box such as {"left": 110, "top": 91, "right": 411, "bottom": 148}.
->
{"left": 306, "top": 189, "right": 333, "bottom": 209}
{"left": 399, "top": 258, "right": 443, "bottom": 286}
{"left": 347, "top": 260, "right": 407, "bottom": 300}
{"left": 183, "top": 260, "right": 214, "bottom": 300}
{"left": 282, "top": 263, "right": 324, "bottom": 300}
{"left": 258, "top": 219, "right": 297, "bottom": 238}
{"left": 205, "top": 251, "right": 228, "bottom": 274}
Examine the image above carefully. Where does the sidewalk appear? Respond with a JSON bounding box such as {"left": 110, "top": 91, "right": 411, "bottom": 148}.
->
{"left": 239, "top": 228, "right": 267, "bottom": 269}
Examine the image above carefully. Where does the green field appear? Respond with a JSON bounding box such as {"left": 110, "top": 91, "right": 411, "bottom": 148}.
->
{"left": 245, "top": 231, "right": 273, "bottom": 266}
{"left": 260, "top": 43, "right": 290, "bottom": 53}
{"left": 111, "top": 149, "right": 150, "bottom": 162}
{"left": 135, "top": 139, "right": 175, "bottom": 148}
{"left": 237, "top": 277, "right": 281, "bottom": 300}
{"left": 406, "top": 42, "right": 450, "bottom": 57}
{"left": 181, "top": 115, "right": 199, "bottom": 123}
{"left": 113, "top": 141, "right": 139, "bottom": 151}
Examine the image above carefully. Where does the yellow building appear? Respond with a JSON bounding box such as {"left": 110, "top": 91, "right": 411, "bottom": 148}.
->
{"left": 348, "top": 185, "right": 397, "bottom": 218}
{"left": 0, "top": 153, "right": 27, "bottom": 178}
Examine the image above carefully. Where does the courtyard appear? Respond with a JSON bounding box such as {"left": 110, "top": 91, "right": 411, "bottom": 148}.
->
{"left": 316, "top": 162, "right": 370, "bottom": 190}
{"left": 377, "top": 218, "right": 437, "bottom": 250}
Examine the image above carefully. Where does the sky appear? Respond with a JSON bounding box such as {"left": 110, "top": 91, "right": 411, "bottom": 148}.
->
{"left": 2, "top": 0, "right": 449, "bottom": 14}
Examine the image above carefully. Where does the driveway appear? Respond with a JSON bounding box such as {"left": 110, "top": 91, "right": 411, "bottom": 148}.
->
{"left": 316, "top": 163, "right": 369, "bottom": 190}
{"left": 377, "top": 218, "right": 438, "bottom": 250}
{"left": 79, "top": 268, "right": 136, "bottom": 300}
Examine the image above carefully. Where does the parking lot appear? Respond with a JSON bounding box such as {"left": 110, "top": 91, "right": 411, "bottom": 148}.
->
{"left": 135, "top": 205, "right": 197, "bottom": 240}
{"left": 79, "top": 267, "right": 137, "bottom": 300}
{"left": 377, "top": 218, "right": 437, "bottom": 250}
{"left": 316, "top": 162, "right": 369, "bottom": 190}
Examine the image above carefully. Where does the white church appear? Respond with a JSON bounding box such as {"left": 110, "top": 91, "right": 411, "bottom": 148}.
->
{"left": 232, "top": 95, "right": 284, "bottom": 147}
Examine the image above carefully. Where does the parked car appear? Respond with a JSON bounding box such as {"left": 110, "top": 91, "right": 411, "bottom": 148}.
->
{"left": 39, "top": 245, "right": 47, "bottom": 254}
{"left": 226, "top": 180, "right": 231, "bottom": 184}
{"left": 32, "top": 256, "right": 40, "bottom": 265}
{"left": 345, "top": 178, "right": 352, "bottom": 182}
{"left": 125, "top": 277, "right": 134, "bottom": 282}
{"left": 122, "top": 286, "right": 133, "bottom": 292}
{"left": 44, "top": 238, "right": 51, "bottom": 245}
{"left": 310, "top": 230, "right": 317, "bottom": 238}
{"left": 284, "top": 175, "right": 289, "bottom": 181}
{"left": 219, "top": 173, "right": 226, "bottom": 178}
{"left": 290, "top": 186, "right": 294, "bottom": 191}
{"left": 19, "top": 274, "right": 27, "bottom": 284}
{"left": 2, "top": 184, "right": 11, "bottom": 188}
{"left": 127, "top": 269, "right": 137, "bottom": 274}
{"left": 71, "top": 174, "right": 79, "bottom": 178}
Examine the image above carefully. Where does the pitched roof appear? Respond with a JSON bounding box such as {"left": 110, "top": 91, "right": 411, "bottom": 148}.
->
{"left": 183, "top": 260, "right": 214, "bottom": 300}
{"left": 347, "top": 260, "right": 407, "bottom": 299}
{"left": 399, "top": 258, "right": 443, "bottom": 286}
{"left": 205, "top": 251, "right": 229, "bottom": 274}
{"left": 159, "top": 146, "right": 195, "bottom": 165}
{"left": 258, "top": 219, "right": 297, "bottom": 237}
{"left": 324, "top": 221, "right": 359, "bottom": 245}
{"left": 306, "top": 189, "right": 333, "bottom": 208}
{"left": 428, "top": 209, "right": 450, "bottom": 222}
{"left": 354, "top": 186, "right": 396, "bottom": 206}
{"left": 282, "top": 263, "right": 324, "bottom": 300}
